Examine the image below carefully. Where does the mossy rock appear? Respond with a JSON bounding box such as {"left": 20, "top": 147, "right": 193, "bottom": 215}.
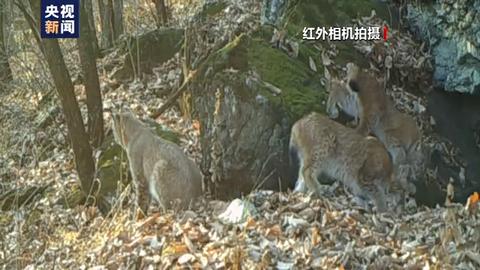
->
{"left": 197, "top": 1, "right": 227, "bottom": 19}
{"left": 192, "top": 30, "right": 325, "bottom": 198}
{"left": 199, "top": 29, "right": 326, "bottom": 121}
{"left": 113, "top": 28, "right": 184, "bottom": 80}
{"left": 56, "top": 185, "right": 85, "bottom": 208}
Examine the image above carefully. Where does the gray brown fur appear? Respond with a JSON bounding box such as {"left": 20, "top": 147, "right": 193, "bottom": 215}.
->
{"left": 345, "top": 63, "right": 424, "bottom": 194}
{"left": 290, "top": 112, "right": 403, "bottom": 212}
{"left": 111, "top": 111, "right": 202, "bottom": 214}
{"left": 325, "top": 74, "right": 360, "bottom": 125}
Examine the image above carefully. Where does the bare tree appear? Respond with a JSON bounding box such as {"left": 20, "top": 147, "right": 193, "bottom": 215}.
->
{"left": 97, "top": 0, "right": 123, "bottom": 48}
{"left": 153, "top": 0, "right": 168, "bottom": 27}
{"left": 78, "top": 0, "right": 104, "bottom": 148}
{"left": 0, "top": 1, "right": 12, "bottom": 83}
{"left": 85, "top": 0, "right": 101, "bottom": 58}
{"left": 14, "top": 1, "right": 43, "bottom": 53}
{"left": 98, "top": 0, "right": 113, "bottom": 48}
{"left": 19, "top": 0, "right": 97, "bottom": 198}
{"left": 112, "top": 0, "right": 124, "bottom": 40}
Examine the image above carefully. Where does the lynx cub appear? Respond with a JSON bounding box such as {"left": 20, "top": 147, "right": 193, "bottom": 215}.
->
{"left": 345, "top": 63, "right": 424, "bottom": 193}
{"left": 111, "top": 111, "right": 203, "bottom": 215}
{"left": 290, "top": 112, "right": 403, "bottom": 212}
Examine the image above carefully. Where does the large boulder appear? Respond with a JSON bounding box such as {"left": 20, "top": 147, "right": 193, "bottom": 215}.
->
{"left": 112, "top": 28, "right": 184, "bottom": 81}
{"left": 191, "top": 0, "right": 389, "bottom": 199}
{"left": 406, "top": 0, "right": 480, "bottom": 94}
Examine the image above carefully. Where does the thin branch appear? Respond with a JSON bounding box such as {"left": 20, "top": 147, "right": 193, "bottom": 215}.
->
{"left": 149, "top": 69, "right": 198, "bottom": 119}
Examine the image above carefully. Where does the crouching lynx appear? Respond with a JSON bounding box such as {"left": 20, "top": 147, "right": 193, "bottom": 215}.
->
{"left": 290, "top": 112, "right": 403, "bottom": 212}
{"left": 111, "top": 111, "right": 203, "bottom": 215}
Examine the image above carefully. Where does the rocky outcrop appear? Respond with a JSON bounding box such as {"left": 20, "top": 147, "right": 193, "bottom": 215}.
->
{"left": 406, "top": 0, "right": 480, "bottom": 94}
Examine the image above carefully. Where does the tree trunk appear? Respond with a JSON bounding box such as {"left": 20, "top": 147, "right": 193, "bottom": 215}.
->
{"left": 85, "top": 0, "right": 100, "bottom": 58}
{"left": 112, "top": 0, "right": 124, "bottom": 40}
{"left": 78, "top": 0, "right": 104, "bottom": 148}
{"left": 98, "top": 0, "right": 113, "bottom": 48}
{"left": 26, "top": 0, "right": 97, "bottom": 198}
{"left": 0, "top": 1, "right": 12, "bottom": 83}
{"left": 14, "top": 1, "right": 44, "bottom": 54}
{"left": 42, "top": 39, "right": 97, "bottom": 197}
{"left": 153, "top": 0, "right": 168, "bottom": 27}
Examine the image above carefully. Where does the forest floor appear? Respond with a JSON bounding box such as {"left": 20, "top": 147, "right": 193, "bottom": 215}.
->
{"left": 1, "top": 0, "right": 480, "bottom": 269}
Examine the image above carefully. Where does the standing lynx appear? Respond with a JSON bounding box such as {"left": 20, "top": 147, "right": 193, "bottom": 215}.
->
{"left": 111, "top": 111, "right": 203, "bottom": 215}
{"left": 290, "top": 112, "right": 404, "bottom": 212}
{"left": 345, "top": 63, "right": 424, "bottom": 193}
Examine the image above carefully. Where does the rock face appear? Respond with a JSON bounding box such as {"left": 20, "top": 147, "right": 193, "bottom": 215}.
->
{"left": 427, "top": 90, "right": 480, "bottom": 204}
{"left": 406, "top": 0, "right": 480, "bottom": 94}
{"left": 261, "top": 0, "right": 288, "bottom": 26}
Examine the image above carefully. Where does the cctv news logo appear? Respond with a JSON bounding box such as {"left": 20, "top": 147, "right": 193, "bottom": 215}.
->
{"left": 40, "top": 0, "right": 80, "bottom": 39}
{"left": 302, "top": 26, "right": 389, "bottom": 41}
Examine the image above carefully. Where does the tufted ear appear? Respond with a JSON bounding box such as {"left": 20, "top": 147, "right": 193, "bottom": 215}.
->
{"left": 324, "top": 66, "right": 331, "bottom": 81}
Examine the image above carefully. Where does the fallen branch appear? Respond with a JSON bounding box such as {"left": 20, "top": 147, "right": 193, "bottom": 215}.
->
{"left": 149, "top": 37, "right": 230, "bottom": 119}
{"left": 149, "top": 69, "right": 198, "bottom": 119}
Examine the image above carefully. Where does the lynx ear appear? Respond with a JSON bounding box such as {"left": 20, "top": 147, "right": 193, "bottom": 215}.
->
{"left": 324, "top": 66, "right": 331, "bottom": 81}
{"left": 346, "top": 62, "right": 359, "bottom": 80}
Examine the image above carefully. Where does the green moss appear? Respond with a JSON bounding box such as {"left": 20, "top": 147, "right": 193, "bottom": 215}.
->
{"left": 201, "top": 1, "right": 227, "bottom": 17}
{"left": 150, "top": 123, "right": 182, "bottom": 145}
{"left": 206, "top": 34, "right": 250, "bottom": 74}
{"left": 193, "top": 27, "right": 327, "bottom": 120}
{"left": 247, "top": 35, "right": 326, "bottom": 120}
{"left": 57, "top": 184, "right": 85, "bottom": 208}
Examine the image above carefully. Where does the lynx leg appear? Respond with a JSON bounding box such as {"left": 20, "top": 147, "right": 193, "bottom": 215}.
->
{"left": 371, "top": 186, "right": 388, "bottom": 213}
{"left": 396, "top": 165, "right": 416, "bottom": 195}
{"left": 302, "top": 162, "right": 323, "bottom": 197}
{"left": 294, "top": 160, "right": 307, "bottom": 193}
{"left": 150, "top": 160, "right": 171, "bottom": 211}
{"left": 132, "top": 172, "right": 150, "bottom": 216}
{"left": 352, "top": 196, "right": 370, "bottom": 210}
{"left": 356, "top": 117, "right": 370, "bottom": 136}
{"left": 125, "top": 151, "right": 150, "bottom": 216}
{"left": 388, "top": 145, "right": 407, "bottom": 166}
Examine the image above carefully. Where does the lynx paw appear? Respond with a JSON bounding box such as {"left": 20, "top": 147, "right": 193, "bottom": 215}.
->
{"left": 293, "top": 179, "right": 307, "bottom": 193}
